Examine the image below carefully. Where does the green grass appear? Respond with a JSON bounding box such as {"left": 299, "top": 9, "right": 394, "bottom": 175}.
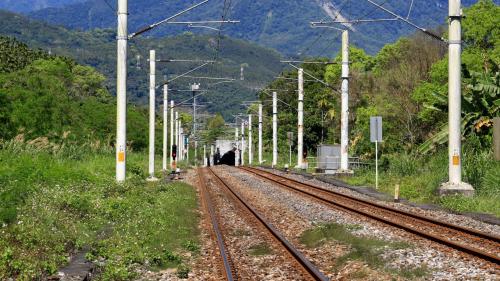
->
{"left": 248, "top": 243, "right": 273, "bottom": 256}
{"left": 299, "top": 223, "right": 423, "bottom": 278}
{"left": 339, "top": 149, "right": 500, "bottom": 217}
{"left": 0, "top": 145, "right": 200, "bottom": 280}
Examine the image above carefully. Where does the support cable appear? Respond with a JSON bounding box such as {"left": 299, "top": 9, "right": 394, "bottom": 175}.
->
{"left": 128, "top": 0, "right": 210, "bottom": 39}
{"left": 363, "top": 0, "right": 445, "bottom": 42}
{"left": 287, "top": 63, "right": 341, "bottom": 94}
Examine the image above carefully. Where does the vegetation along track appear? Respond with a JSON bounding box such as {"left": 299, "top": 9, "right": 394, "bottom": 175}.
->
{"left": 201, "top": 167, "right": 329, "bottom": 281}
{"left": 239, "top": 166, "right": 500, "bottom": 267}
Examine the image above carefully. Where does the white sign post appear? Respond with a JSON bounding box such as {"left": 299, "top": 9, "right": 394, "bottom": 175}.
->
{"left": 287, "top": 132, "right": 294, "bottom": 167}
{"left": 370, "top": 116, "right": 382, "bottom": 189}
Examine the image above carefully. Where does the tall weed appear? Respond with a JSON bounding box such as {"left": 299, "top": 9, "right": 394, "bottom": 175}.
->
{"left": 386, "top": 152, "right": 419, "bottom": 176}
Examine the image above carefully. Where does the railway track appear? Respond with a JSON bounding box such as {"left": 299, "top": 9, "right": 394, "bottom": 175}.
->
{"left": 197, "top": 168, "right": 237, "bottom": 281}
{"left": 199, "top": 167, "right": 329, "bottom": 281}
{"left": 239, "top": 166, "right": 500, "bottom": 267}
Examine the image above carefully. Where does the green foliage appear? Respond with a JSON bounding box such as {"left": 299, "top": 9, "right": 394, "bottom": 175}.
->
{"left": 248, "top": 243, "right": 272, "bottom": 256}
{"left": 324, "top": 47, "right": 373, "bottom": 84}
{"left": 413, "top": 1, "right": 500, "bottom": 153}
{"left": 462, "top": 0, "right": 500, "bottom": 64}
{"left": 0, "top": 36, "right": 50, "bottom": 73}
{"left": 341, "top": 146, "right": 500, "bottom": 217}
{"left": 259, "top": 60, "right": 333, "bottom": 152}
{"left": 415, "top": 67, "right": 499, "bottom": 154}
{"left": 0, "top": 54, "right": 148, "bottom": 149}
{"left": 0, "top": 148, "right": 199, "bottom": 280}
{"left": 203, "top": 113, "right": 226, "bottom": 143}
{"left": 0, "top": 11, "right": 283, "bottom": 120}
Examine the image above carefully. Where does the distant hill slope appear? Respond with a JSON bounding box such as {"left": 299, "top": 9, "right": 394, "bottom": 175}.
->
{"left": 28, "top": 0, "right": 488, "bottom": 55}
{"left": 0, "top": 0, "right": 85, "bottom": 13}
{"left": 0, "top": 10, "right": 283, "bottom": 119}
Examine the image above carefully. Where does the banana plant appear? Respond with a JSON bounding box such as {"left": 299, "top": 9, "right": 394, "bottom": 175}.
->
{"left": 418, "top": 69, "right": 499, "bottom": 154}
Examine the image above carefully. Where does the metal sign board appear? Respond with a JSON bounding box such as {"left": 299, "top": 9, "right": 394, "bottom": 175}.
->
{"left": 370, "top": 116, "right": 382, "bottom": 143}
{"left": 287, "top": 132, "right": 294, "bottom": 145}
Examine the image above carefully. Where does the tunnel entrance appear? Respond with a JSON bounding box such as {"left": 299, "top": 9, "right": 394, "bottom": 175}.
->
{"left": 217, "top": 150, "right": 236, "bottom": 166}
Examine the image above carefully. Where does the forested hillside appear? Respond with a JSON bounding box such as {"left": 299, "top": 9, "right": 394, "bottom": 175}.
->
{"left": 0, "top": 10, "right": 283, "bottom": 119}
{"left": 29, "top": 0, "right": 487, "bottom": 55}
{"left": 0, "top": 0, "right": 85, "bottom": 13}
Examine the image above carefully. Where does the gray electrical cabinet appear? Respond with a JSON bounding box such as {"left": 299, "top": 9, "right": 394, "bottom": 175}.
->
{"left": 317, "top": 145, "right": 341, "bottom": 174}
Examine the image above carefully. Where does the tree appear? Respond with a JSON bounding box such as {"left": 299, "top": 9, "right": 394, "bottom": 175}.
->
{"left": 413, "top": 0, "right": 500, "bottom": 153}
{"left": 204, "top": 113, "right": 226, "bottom": 143}
{"left": 0, "top": 57, "right": 148, "bottom": 149}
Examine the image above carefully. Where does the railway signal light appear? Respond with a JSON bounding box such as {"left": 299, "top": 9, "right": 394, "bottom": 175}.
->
{"left": 172, "top": 144, "right": 177, "bottom": 160}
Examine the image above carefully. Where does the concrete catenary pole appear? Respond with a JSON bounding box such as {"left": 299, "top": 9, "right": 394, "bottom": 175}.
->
{"left": 175, "top": 111, "right": 179, "bottom": 147}
{"left": 170, "top": 101, "right": 175, "bottom": 169}
{"left": 248, "top": 114, "right": 253, "bottom": 165}
{"left": 440, "top": 0, "right": 473, "bottom": 195}
{"left": 203, "top": 144, "right": 207, "bottom": 167}
{"left": 175, "top": 113, "right": 180, "bottom": 161}
{"left": 116, "top": 0, "right": 127, "bottom": 182}
{"left": 235, "top": 127, "right": 239, "bottom": 167}
{"left": 258, "top": 103, "right": 263, "bottom": 164}
{"left": 493, "top": 117, "right": 500, "bottom": 161}
{"left": 340, "top": 30, "right": 352, "bottom": 173}
{"left": 147, "top": 50, "right": 157, "bottom": 181}
{"left": 162, "top": 84, "right": 168, "bottom": 171}
{"left": 181, "top": 123, "right": 185, "bottom": 161}
{"left": 195, "top": 140, "right": 198, "bottom": 166}
{"left": 272, "top": 91, "right": 278, "bottom": 167}
{"left": 210, "top": 145, "right": 214, "bottom": 166}
{"left": 241, "top": 122, "right": 245, "bottom": 165}
{"left": 297, "top": 68, "right": 304, "bottom": 169}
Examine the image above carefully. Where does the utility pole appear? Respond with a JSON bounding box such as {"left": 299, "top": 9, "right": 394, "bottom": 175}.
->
{"left": 192, "top": 83, "right": 200, "bottom": 166}
{"left": 248, "top": 114, "right": 253, "bottom": 165}
{"left": 162, "top": 84, "right": 168, "bottom": 172}
{"left": 194, "top": 140, "right": 198, "bottom": 166}
{"left": 203, "top": 144, "right": 207, "bottom": 167}
{"left": 147, "top": 50, "right": 158, "bottom": 181}
{"left": 340, "top": 30, "right": 353, "bottom": 174}
{"left": 258, "top": 103, "right": 263, "bottom": 164}
{"left": 440, "top": 0, "right": 473, "bottom": 196}
{"left": 116, "top": 0, "right": 127, "bottom": 182}
{"left": 297, "top": 68, "right": 304, "bottom": 169}
{"left": 272, "top": 91, "right": 278, "bottom": 167}
{"left": 175, "top": 111, "right": 179, "bottom": 148}
{"left": 241, "top": 122, "right": 245, "bottom": 166}
{"left": 175, "top": 113, "right": 180, "bottom": 161}
{"left": 210, "top": 145, "right": 214, "bottom": 166}
{"left": 191, "top": 83, "right": 200, "bottom": 137}
{"left": 170, "top": 101, "right": 175, "bottom": 169}
{"left": 235, "top": 127, "right": 239, "bottom": 167}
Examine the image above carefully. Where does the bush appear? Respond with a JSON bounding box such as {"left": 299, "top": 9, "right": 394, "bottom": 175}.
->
{"left": 386, "top": 153, "right": 419, "bottom": 176}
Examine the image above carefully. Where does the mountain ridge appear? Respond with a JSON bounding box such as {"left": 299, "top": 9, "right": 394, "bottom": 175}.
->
{"left": 0, "top": 10, "right": 283, "bottom": 119}
{"left": 27, "top": 0, "right": 487, "bottom": 55}
{"left": 0, "top": 0, "right": 85, "bottom": 13}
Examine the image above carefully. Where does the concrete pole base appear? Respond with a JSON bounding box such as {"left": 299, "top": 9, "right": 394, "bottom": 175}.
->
{"left": 336, "top": 169, "right": 354, "bottom": 176}
{"left": 294, "top": 163, "right": 308, "bottom": 170}
{"left": 439, "top": 182, "right": 474, "bottom": 197}
{"left": 146, "top": 176, "right": 159, "bottom": 182}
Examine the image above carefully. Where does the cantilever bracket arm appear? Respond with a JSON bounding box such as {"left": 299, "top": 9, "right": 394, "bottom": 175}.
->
{"left": 128, "top": 0, "right": 210, "bottom": 39}
{"left": 363, "top": 0, "right": 445, "bottom": 42}
{"left": 287, "top": 63, "right": 341, "bottom": 95}
{"left": 311, "top": 18, "right": 398, "bottom": 25}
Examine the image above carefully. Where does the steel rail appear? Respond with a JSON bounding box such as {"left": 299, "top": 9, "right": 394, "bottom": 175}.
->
{"left": 240, "top": 167, "right": 500, "bottom": 266}
{"left": 207, "top": 167, "right": 329, "bottom": 281}
{"left": 198, "top": 168, "right": 237, "bottom": 281}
